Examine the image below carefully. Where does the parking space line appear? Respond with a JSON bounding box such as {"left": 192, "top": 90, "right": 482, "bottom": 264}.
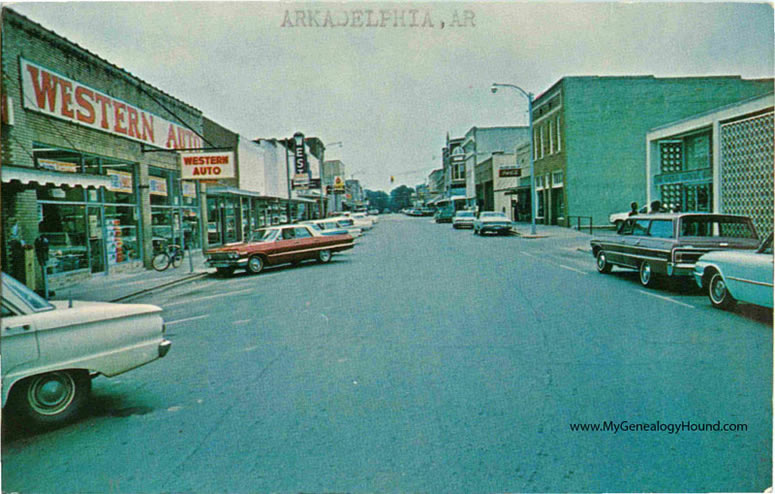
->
{"left": 166, "top": 315, "right": 209, "bottom": 325}
{"left": 521, "top": 250, "right": 587, "bottom": 275}
{"left": 557, "top": 264, "right": 588, "bottom": 275}
{"left": 163, "top": 288, "right": 254, "bottom": 307}
{"left": 637, "top": 290, "right": 696, "bottom": 309}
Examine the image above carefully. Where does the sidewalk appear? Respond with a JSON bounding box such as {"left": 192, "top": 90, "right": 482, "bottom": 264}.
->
{"left": 510, "top": 222, "right": 598, "bottom": 253}
{"left": 50, "top": 249, "right": 213, "bottom": 303}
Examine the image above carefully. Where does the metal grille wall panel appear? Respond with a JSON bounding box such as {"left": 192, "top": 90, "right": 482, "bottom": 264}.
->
{"left": 720, "top": 111, "right": 774, "bottom": 237}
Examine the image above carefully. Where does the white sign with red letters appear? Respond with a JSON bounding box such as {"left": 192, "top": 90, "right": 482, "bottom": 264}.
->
{"left": 21, "top": 58, "right": 202, "bottom": 150}
{"left": 180, "top": 152, "right": 235, "bottom": 179}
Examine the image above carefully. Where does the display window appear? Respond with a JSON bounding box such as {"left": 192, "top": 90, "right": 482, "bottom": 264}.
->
{"left": 39, "top": 203, "right": 89, "bottom": 274}
{"left": 104, "top": 205, "right": 140, "bottom": 264}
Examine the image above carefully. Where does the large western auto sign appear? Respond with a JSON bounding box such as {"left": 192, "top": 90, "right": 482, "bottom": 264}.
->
{"left": 180, "top": 152, "right": 235, "bottom": 179}
{"left": 21, "top": 58, "right": 203, "bottom": 150}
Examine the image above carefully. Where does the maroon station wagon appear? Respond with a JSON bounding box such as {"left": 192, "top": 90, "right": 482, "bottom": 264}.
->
{"left": 590, "top": 213, "right": 760, "bottom": 288}
{"left": 205, "top": 224, "right": 354, "bottom": 276}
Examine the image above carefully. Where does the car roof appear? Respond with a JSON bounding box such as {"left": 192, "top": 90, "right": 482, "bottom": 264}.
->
{"left": 629, "top": 213, "right": 751, "bottom": 220}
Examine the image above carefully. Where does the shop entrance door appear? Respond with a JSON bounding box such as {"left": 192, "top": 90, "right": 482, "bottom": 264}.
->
{"left": 87, "top": 206, "right": 106, "bottom": 274}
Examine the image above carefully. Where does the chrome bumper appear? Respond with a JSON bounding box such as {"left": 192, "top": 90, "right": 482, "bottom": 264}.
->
{"left": 158, "top": 339, "right": 172, "bottom": 358}
{"left": 206, "top": 258, "right": 249, "bottom": 268}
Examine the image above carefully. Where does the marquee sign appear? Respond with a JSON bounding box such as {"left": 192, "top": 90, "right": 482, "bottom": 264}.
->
{"left": 21, "top": 58, "right": 202, "bottom": 150}
{"left": 180, "top": 152, "right": 235, "bottom": 179}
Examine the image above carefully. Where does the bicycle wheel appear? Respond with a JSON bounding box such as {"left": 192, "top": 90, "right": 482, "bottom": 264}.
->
{"left": 171, "top": 248, "right": 184, "bottom": 268}
{"left": 152, "top": 251, "right": 170, "bottom": 271}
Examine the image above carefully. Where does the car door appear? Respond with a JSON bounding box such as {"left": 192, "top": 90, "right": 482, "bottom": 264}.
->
{"left": 606, "top": 219, "right": 635, "bottom": 266}
{"left": 620, "top": 219, "right": 653, "bottom": 268}
{"left": 725, "top": 238, "right": 774, "bottom": 307}
{"left": 1, "top": 294, "right": 40, "bottom": 387}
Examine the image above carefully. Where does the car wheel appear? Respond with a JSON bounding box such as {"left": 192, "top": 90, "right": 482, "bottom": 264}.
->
{"left": 247, "top": 255, "right": 264, "bottom": 274}
{"left": 638, "top": 261, "right": 656, "bottom": 288}
{"left": 708, "top": 270, "right": 736, "bottom": 310}
{"left": 9, "top": 370, "right": 91, "bottom": 429}
{"left": 596, "top": 250, "right": 612, "bottom": 273}
{"left": 452, "top": 224, "right": 459, "bottom": 229}
{"left": 216, "top": 267, "right": 235, "bottom": 277}
{"left": 318, "top": 249, "right": 332, "bottom": 263}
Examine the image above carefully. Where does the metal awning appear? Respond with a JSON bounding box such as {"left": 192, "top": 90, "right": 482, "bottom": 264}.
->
{"left": 204, "top": 185, "right": 274, "bottom": 200}
{"left": 2, "top": 165, "right": 111, "bottom": 189}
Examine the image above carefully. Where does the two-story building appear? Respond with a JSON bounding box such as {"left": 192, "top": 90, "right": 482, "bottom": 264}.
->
{"left": 530, "top": 75, "right": 774, "bottom": 226}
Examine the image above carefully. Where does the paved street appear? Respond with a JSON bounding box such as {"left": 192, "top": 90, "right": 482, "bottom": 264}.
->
{"left": 3, "top": 215, "right": 772, "bottom": 493}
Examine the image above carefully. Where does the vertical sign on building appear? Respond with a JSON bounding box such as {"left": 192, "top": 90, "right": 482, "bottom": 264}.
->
{"left": 292, "top": 132, "right": 310, "bottom": 189}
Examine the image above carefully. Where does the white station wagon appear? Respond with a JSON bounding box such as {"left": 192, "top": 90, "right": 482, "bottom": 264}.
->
{"left": 1, "top": 273, "right": 171, "bottom": 429}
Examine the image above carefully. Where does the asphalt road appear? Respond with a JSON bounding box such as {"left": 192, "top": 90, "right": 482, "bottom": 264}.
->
{"left": 3, "top": 215, "right": 772, "bottom": 493}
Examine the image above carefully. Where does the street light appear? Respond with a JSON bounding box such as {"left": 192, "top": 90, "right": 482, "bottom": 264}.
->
{"left": 491, "top": 82, "right": 536, "bottom": 235}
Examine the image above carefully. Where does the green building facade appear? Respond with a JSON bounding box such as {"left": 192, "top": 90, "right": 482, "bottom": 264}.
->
{"left": 531, "top": 76, "right": 774, "bottom": 226}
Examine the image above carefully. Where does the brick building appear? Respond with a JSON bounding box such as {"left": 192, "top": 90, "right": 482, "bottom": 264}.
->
{"left": 1, "top": 9, "right": 206, "bottom": 289}
{"left": 530, "top": 76, "right": 774, "bottom": 226}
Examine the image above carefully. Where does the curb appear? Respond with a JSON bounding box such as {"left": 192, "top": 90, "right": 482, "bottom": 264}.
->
{"left": 110, "top": 271, "right": 210, "bottom": 302}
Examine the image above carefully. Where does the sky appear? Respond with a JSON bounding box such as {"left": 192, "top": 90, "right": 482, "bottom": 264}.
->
{"left": 5, "top": 1, "right": 774, "bottom": 192}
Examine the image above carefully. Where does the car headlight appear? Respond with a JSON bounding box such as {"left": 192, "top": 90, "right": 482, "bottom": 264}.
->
{"left": 229, "top": 252, "right": 240, "bottom": 259}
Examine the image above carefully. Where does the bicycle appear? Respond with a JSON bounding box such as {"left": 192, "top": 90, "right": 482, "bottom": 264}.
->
{"left": 152, "top": 242, "right": 184, "bottom": 271}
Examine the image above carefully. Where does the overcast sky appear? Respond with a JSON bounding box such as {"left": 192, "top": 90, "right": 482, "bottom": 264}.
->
{"left": 6, "top": 1, "right": 774, "bottom": 192}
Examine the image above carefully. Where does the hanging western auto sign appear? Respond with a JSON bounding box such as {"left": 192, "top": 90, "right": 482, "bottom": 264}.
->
{"left": 21, "top": 58, "right": 203, "bottom": 150}
{"left": 180, "top": 151, "right": 235, "bottom": 179}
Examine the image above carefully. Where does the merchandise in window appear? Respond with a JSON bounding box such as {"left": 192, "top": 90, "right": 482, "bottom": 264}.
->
{"left": 39, "top": 203, "right": 89, "bottom": 274}
{"left": 104, "top": 205, "right": 140, "bottom": 264}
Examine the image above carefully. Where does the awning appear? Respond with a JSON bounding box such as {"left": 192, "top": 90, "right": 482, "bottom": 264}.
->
{"left": 2, "top": 165, "right": 111, "bottom": 189}
{"left": 205, "top": 185, "right": 274, "bottom": 200}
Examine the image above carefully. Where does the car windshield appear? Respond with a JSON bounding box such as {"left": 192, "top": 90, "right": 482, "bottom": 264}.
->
{"left": 322, "top": 222, "right": 339, "bottom": 229}
{"left": 679, "top": 216, "right": 757, "bottom": 239}
{"left": 759, "top": 233, "right": 773, "bottom": 254}
{"left": 249, "top": 229, "right": 279, "bottom": 242}
{"left": 307, "top": 223, "right": 323, "bottom": 231}
{"left": 457, "top": 212, "right": 474, "bottom": 218}
{"left": 337, "top": 219, "right": 354, "bottom": 227}
{"left": 2, "top": 273, "right": 55, "bottom": 312}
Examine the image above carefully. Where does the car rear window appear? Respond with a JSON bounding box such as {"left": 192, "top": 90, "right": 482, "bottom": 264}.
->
{"left": 680, "top": 217, "right": 757, "bottom": 239}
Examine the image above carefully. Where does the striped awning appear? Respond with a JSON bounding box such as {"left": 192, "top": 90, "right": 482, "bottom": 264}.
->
{"left": 2, "top": 165, "right": 111, "bottom": 189}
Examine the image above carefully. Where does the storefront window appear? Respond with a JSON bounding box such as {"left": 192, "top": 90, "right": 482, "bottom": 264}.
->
{"left": 685, "top": 133, "right": 711, "bottom": 171}
{"left": 151, "top": 209, "right": 175, "bottom": 250}
{"left": 39, "top": 203, "right": 89, "bottom": 274}
{"left": 104, "top": 205, "right": 140, "bottom": 264}
{"left": 207, "top": 196, "right": 222, "bottom": 245}
{"left": 104, "top": 163, "right": 136, "bottom": 204}
{"left": 182, "top": 208, "right": 201, "bottom": 249}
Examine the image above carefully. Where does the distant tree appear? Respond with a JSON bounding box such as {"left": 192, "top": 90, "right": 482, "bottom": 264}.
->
{"left": 390, "top": 185, "right": 414, "bottom": 211}
{"left": 365, "top": 190, "right": 390, "bottom": 212}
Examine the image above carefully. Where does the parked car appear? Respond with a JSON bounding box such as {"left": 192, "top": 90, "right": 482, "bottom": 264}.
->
{"left": 452, "top": 210, "right": 476, "bottom": 229}
{"left": 205, "top": 224, "right": 354, "bottom": 276}
{"left": 590, "top": 213, "right": 760, "bottom": 288}
{"left": 304, "top": 220, "right": 362, "bottom": 238}
{"left": 693, "top": 233, "right": 773, "bottom": 310}
{"left": 609, "top": 205, "right": 669, "bottom": 230}
{"left": 1, "top": 273, "right": 171, "bottom": 429}
{"left": 434, "top": 207, "right": 454, "bottom": 223}
{"left": 473, "top": 211, "right": 514, "bottom": 235}
{"left": 353, "top": 212, "right": 377, "bottom": 225}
